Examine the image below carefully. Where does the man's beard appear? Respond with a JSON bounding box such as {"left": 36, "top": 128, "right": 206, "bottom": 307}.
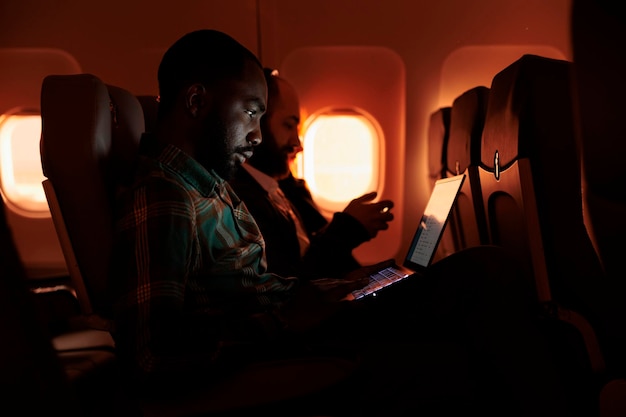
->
{"left": 198, "top": 113, "right": 239, "bottom": 181}
{"left": 247, "top": 130, "right": 291, "bottom": 179}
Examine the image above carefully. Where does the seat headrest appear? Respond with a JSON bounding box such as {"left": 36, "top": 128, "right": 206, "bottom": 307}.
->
{"left": 107, "top": 85, "right": 144, "bottom": 189}
{"left": 448, "top": 86, "right": 489, "bottom": 174}
{"left": 427, "top": 107, "right": 451, "bottom": 185}
{"left": 481, "top": 54, "right": 574, "bottom": 171}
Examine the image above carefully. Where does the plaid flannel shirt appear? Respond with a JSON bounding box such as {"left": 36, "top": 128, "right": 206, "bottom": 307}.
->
{"left": 110, "top": 136, "right": 298, "bottom": 378}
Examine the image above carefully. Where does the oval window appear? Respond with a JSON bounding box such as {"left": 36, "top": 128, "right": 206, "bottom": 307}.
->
{"left": 298, "top": 109, "right": 383, "bottom": 215}
{"left": 0, "top": 109, "right": 49, "bottom": 217}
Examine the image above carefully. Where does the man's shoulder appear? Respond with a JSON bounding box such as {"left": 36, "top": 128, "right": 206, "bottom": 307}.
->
{"left": 228, "top": 167, "right": 265, "bottom": 198}
{"left": 123, "top": 162, "right": 198, "bottom": 205}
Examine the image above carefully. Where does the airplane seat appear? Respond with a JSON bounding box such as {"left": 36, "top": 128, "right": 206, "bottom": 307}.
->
{"left": 599, "top": 378, "right": 626, "bottom": 417}
{"left": 1, "top": 170, "right": 120, "bottom": 417}
{"left": 39, "top": 75, "right": 148, "bottom": 372}
{"left": 106, "top": 84, "right": 145, "bottom": 205}
{"left": 55, "top": 80, "right": 143, "bottom": 354}
{"left": 427, "top": 107, "right": 454, "bottom": 262}
{"left": 444, "top": 86, "right": 489, "bottom": 252}
{"left": 40, "top": 73, "right": 131, "bottom": 330}
{"left": 479, "top": 53, "right": 609, "bottom": 413}
{"left": 571, "top": 1, "right": 626, "bottom": 413}
{"left": 40, "top": 73, "right": 145, "bottom": 415}
{"left": 427, "top": 106, "right": 451, "bottom": 189}
{"left": 136, "top": 95, "right": 159, "bottom": 134}
{"left": 571, "top": 0, "right": 626, "bottom": 287}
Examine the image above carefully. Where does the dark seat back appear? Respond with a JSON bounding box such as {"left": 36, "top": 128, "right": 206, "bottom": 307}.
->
{"left": 572, "top": 0, "right": 626, "bottom": 381}
{"left": 0, "top": 195, "right": 83, "bottom": 415}
{"left": 572, "top": 0, "right": 626, "bottom": 288}
{"left": 478, "top": 54, "right": 607, "bottom": 375}
{"left": 40, "top": 74, "right": 143, "bottom": 326}
{"left": 428, "top": 106, "right": 451, "bottom": 188}
{"left": 427, "top": 106, "right": 453, "bottom": 261}
{"left": 444, "top": 86, "right": 490, "bottom": 252}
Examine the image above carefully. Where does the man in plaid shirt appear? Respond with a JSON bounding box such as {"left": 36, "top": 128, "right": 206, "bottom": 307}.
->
{"left": 109, "top": 28, "right": 571, "bottom": 417}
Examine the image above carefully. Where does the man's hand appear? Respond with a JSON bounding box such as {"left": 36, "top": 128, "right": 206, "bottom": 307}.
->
{"left": 343, "top": 192, "right": 394, "bottom": 238}
{"left": 283, "top": 259, "right": 396, "bottom": 333}
{"left": 283, "top": 277, "right": 362, "bottom": 333}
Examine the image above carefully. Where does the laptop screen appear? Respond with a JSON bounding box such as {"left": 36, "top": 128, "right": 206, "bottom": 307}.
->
{"left": 404, "top": 174, "right": 465, "bottom": 270}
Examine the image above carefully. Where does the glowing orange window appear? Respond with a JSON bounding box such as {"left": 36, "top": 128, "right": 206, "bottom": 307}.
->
{"left": 297, "top": 109, "right": 383, "bottom": 216}
{"left": 0, "top": 110, "right": 49, "bottom": 217}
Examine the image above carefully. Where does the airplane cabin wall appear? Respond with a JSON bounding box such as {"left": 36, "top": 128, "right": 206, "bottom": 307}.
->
{"left": 0, "top": 0, "right": 572, "bottom": 272}
{"left": 0, "top": 0, "right": 262, "bottom": 96}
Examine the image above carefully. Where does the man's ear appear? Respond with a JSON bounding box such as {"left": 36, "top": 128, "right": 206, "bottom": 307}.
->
{"left": 185, "top": 83, "right": 207, "bottom": 118}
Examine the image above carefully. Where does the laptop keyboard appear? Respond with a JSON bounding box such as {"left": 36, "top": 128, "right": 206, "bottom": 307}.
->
{"left": 351, "top": 266, "right": 410, "bottom": 300}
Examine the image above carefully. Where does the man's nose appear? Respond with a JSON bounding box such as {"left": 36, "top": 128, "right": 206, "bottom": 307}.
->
{"left": 248, "top": 130, "right": 262, "bottom": 146}
{"left": 288, "top": 135, "right": 303, "bottom": 153}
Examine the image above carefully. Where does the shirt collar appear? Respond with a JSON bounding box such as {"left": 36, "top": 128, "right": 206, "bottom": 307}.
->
{"left": 242, "top": 162, "right": 279, "bottom": 194}
{"left": 139, "top": 133, "right": 222, "bottom": 196}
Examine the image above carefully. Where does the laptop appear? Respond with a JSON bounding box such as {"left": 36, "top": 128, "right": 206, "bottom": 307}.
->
{"left": 345, "top": 174, "right": 466, "bottom": 301}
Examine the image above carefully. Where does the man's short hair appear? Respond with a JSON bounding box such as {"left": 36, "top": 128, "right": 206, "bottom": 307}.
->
{"left": 157, "top": 29, "right": 262, "bottom": 118}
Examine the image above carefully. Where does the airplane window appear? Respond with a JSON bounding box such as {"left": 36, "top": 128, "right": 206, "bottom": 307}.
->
{"left": 0, "top": 111, "right": 49, "bottom": 217}
{"left": 297, "top": 109, "right": 382, "bottom": 215}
